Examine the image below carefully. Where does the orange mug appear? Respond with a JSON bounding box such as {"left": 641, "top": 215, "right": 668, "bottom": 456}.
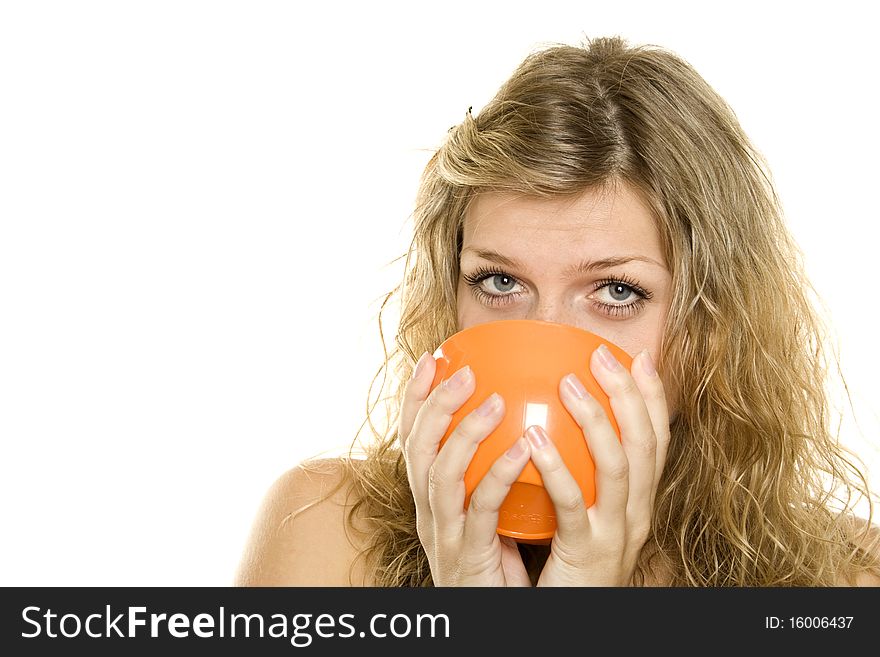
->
{"left": 428, "top": 319, "right": 632, "bottom": 544}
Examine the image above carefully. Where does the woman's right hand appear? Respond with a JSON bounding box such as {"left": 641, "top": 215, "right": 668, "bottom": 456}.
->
{"left": 397, "top": 351, "right": 534, "bottom": 586}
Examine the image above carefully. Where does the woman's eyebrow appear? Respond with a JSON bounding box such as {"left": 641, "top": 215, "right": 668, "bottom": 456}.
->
{"left": 461, "top": 247, "right": 666, "bottom": 273}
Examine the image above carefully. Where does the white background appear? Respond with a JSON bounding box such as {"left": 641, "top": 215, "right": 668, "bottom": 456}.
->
{"left": 2, "top": 1, "right": 878, "bottom": 585}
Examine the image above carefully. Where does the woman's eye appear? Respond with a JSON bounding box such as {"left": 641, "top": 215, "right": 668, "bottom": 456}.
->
{"left": 461, "top": 269, "right": 525, "bottom": 306}
{"left": 483, "top": 274, "right": 519, "bottom": 294}
{"left": 597, "top": 282, "right": 637, "bottom": 304}
{"left": 590, "top": 281, "right": 651, "bottom": 317}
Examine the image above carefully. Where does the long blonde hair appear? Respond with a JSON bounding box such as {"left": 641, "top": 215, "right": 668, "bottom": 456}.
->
{"left": 313, "top": 35, "right": 880, "bottom": 586}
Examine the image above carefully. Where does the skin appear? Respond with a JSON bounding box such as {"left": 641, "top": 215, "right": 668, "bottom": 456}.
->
{"left": 398, "top": 183, "right": 677, "bottom": 586}
{"left": 458, "top": 185, "right": 673, "bottom": 379}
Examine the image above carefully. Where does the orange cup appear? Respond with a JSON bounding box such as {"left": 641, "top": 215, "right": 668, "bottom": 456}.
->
{"left": 428, "top": 319, "right": 633, "bottom": 544}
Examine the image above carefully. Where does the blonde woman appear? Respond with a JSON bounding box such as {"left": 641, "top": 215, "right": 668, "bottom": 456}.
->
{"left": 235, "top": 36, "right": 880, "bottom": 587}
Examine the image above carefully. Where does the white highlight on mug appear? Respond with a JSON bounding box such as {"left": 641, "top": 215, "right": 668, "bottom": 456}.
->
{"left": 524, "top": 402, "right": 548, "bottom": 432}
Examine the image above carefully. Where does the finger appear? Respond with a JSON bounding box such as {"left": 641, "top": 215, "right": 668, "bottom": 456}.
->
{"left": 397, "top": 352, "right": 436, "bottom": 451}
{"left": 589, "top": 345, "right": 657, "bottom": 524}
{"left": 461, "top": 436, "right": 532, "bottom": 552}
{"left": 404, "top": 365, "right": 476, "bottom": 510}
{"left": 558, "top": 372, "right": 629, "bottom": 529}
{"left": 429, "top": 392, "right": 506, "bottom": 544}
{"left": 524, "top": 426, "right": 592, "bottom": 544}
{"left": 630, "top": 349, "right": 671, "bottom": 509}
{"left": 498, "top": 534, "right": 532, "bottom": 587}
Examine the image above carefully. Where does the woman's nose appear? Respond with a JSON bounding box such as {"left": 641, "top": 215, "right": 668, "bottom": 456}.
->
{"left": 526, "top": 302, "right": 586, "bottom": 331}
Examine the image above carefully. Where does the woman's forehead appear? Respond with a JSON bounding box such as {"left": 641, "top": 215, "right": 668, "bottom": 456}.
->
{"left": 461, "top": 187, "right": 664, "bottom": 266}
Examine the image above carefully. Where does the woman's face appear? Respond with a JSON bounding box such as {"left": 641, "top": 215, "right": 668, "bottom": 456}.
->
{"left": 456, "top": 183, "right": 678, "bottom": 416}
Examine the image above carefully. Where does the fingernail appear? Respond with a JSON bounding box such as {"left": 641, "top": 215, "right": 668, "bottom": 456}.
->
{"left": 506, "top": 437, "right": 527, "bottom": 459}
{"left": 444, "top": 365, "right": 472, "bottom": 390}
{"left": 525, "top": 425, "right": 548, "bottom": 449}
{"left": 562, "top": 373, "right": 589, "bottom": 400}
{"left": 411, "top": 352, "right": 430, "bottom": 380}
{"left": 596, "top": 344, "right": 621, "bottom": 372}
{"left": 640, "top": 349, "right": 657, "bottom": 377}
{"left": 475, "top": 393, "right": 501, "bottom": 417}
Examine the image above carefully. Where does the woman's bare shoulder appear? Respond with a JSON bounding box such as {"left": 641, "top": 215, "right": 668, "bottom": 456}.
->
{"left": 234, "top": 457, "right": 377, "bottom": 586}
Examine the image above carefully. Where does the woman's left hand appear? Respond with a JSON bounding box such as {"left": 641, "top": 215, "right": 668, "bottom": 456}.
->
{"left": 532, "top": 345, "right": 671, "bottom": 587}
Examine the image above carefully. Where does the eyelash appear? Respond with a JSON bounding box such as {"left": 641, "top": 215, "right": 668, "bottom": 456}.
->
{"left": 461, "top": 265, "right": 653, "bottom": 318}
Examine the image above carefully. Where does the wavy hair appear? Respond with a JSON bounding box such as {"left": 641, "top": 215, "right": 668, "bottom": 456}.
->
{"left": 307, "top": 35, "right": 880, "bottom": 586}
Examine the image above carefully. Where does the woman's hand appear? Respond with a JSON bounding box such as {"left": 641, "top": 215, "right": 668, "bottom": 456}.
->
{"left": 532, "top": 345, "right": 671, "bottom": 587}
{"left": 397, "top": 352, "right": 533, "bottom": 587}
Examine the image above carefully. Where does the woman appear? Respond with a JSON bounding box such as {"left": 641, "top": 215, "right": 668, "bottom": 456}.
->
{"left": 235, "top": 36, "right": 880, "bottom": 586}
